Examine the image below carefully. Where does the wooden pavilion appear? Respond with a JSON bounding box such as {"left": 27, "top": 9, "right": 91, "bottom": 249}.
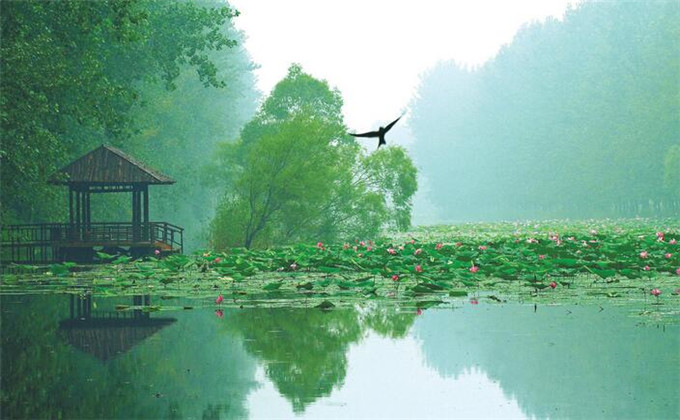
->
{"left": 1, "top": 145, "right": 183, "bottom": 264}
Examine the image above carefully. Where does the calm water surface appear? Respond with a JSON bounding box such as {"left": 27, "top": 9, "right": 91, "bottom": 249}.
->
{"left": 1, "top": 294, "right": 678, "bottom": 419}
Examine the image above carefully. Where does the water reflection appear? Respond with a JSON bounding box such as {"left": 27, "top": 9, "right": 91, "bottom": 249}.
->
{"left": 1, "top": 295, "right": 678, "bottom": 419}
{"left": 415, "top": 304, "right": 680, "bottom": 419}
{"left": 1, "top": 294, "right": 257, "bottom": 419}
{"left": 59, "top": 294, "right": 176, "bottom": 361}
{"left": 225, "top": 304, "right": 417, "bottom": 413}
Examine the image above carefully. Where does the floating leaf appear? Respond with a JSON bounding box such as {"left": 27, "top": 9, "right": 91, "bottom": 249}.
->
{"left": 263, "top": 281, "right": 283, "bottom": 291}
{"left": 315, "top": 300, "right": 335, "bottom": 310}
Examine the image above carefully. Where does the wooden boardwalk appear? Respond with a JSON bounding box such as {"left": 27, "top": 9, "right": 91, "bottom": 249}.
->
{"left": 1, "top": 222, "right": 183, "bottom": 264}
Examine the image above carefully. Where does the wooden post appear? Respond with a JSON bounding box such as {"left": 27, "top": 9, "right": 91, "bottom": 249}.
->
{"left": 143, "top": 185, "right": 149, "bottom": 241}
{"left": 75, "top": 189, "right": 81, "bottom": 241}
{"left": 85, "top": 189, "right": 91, "bottom": 240}
{"left": 69, "top": 188, "right": 74, "bottom": 225}
{"left": 132, "top": 187, "right": 141, "bottom": 242}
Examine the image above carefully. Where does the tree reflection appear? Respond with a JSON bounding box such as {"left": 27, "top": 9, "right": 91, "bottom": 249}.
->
{"left": 228, "top": 304, "right": 419, "bottom": 413}
{"left": 229, "top": 308, "right": 361, "bottom": 413}
{"left": 360, "top": 304, "right": 417, "bottom": 339}
{"left": 415, "top": 305, "right": 680, "bottom": 419}
{"left": 1, "top": 294, "right": 258, "bottom": 419}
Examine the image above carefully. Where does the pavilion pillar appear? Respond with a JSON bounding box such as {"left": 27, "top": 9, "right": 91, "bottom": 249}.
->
{"left": 69, "top": 188, "right": 74, "bottom": 225}
{"left": 84, "top": 189, "right": 91, "bottom": 239}
{"left": 132, "top": 186, "right": 142, "bottom": 242}
{"left": 143, "top": 185, "right": 149, "bottom": 241}
{"left": 132, "top": 187, "right": 137, "bottom": 241}
{"left": 75, "top": 189, "right": 81, "bottom": 240}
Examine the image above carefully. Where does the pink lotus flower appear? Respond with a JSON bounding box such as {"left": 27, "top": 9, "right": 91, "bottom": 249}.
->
{"left": 415, "top": 264, "right": 423, "bottom": 273}
{"left": 366, "top": 246, "right": 372, "bottom": 252}
{"left": 387, "top": 248, "right": 397, "bottom": 255}
{"left": 343, "top": 243, "right": 350, "bottom": 250}
{"left": 640, "top": 251, "right": 649, "bottom": 259}
{"left": 676, "top": 267, "right": 680, "bottom": 276}
{"left": 665, "top": 253, "right": 672, "bottom": 259}
{"left": 154, "top": 249, "right": 161, "bottom": 256}
{"left": 416, "top": 308, "right": 423, "bottom": 315}
{"left": 360, "top": 241, "right": 366, "bottom": 247}
{"left": 392, "top": 274, "right": 399, "bottom": 281}
{"left": 215, "top": 309, "right": 224, "bottom": 318}
{"left": 643, "top": 265, "right": 651, "bottom": 271}
{"left": 670, "top": 239, "right": 677, "bottom": 245}
{"left": 478, "top": 245, "right": 487, "bottom": 251}
{"left": 410, "top": 239, "right": 416, "bottom": 245}
{"left": 651, "top": 288, "right": 661, "bottom": 297}
{"left": 398, "top": 245, "right": 404, "bottom": 251}
{"left": 414, "top": 248, "right": 422, "bottom": 255}
{"left": 435, "top": 243, "right": 443, "bottom": 250}
{"left": 656, "top": 232, "right": 665, "bottom": 241}
{"left": 470, "top": 298, "right": 479, "bottom": 305}
{"left": 214, "top": 257, "right": 222, "bottom": 264}
{"left": 216, "top": 294, "right": 224, "bottom": 304}
{"left": 538, "top": 254, "right": 546, "bottom": 260}
{"left": 550, "top": 281, "right": 557, "bottom": 289}
{"left": 469, "top": 265, "right": 479, "bottom": 273}
{"left": 290, "top": 262, "right": 298, "bottom": 270}
{"left": 317, "top": 241, "right": 324, "bottom": 249}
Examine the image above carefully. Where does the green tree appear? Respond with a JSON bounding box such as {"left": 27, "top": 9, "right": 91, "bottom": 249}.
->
{"left": 1, "top": 0, "right": 240, "bottom": 224}
{"left": 410, "top": 1, "right": 679, "bottom": 220}
{"left": 210, "top": 65, "right": 418, "bottom": 249}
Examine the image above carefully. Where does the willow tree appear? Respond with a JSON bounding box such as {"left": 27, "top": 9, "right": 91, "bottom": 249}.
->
{"left": 210, "top": 65, "right": 417, "bottom": 249}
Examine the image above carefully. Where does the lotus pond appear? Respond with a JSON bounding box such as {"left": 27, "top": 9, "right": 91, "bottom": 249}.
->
{"left": 1, "top": 219, "right": 679, "bottom": 418}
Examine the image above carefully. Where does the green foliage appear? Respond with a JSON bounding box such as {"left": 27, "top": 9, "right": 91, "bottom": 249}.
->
{"left": 210, "top": 65, "right": 418, "bottom": 248}
{"left": 359, "top": 147, "right": 418, "bottom": 231}
{"left": 410, "top": 1, "right": 680, "bottom": 220}
{"left": 3, "top": 219, "right": 679, "bottom": 325}
{"left": 1, "top": 0, "right": 246, "bottom": 225}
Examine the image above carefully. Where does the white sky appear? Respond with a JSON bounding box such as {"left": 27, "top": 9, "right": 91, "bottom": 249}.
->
{"left": 228, "top": 0, "right": 579, "bottom": 130}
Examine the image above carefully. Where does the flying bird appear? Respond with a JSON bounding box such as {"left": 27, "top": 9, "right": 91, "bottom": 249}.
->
{"left": 349, "top": 115, "right": 402, "bottom": 149}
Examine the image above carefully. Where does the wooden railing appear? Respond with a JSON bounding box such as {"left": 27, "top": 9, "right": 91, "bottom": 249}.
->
{"left": 1, "top": 222, "right": 183, "bottom": 264}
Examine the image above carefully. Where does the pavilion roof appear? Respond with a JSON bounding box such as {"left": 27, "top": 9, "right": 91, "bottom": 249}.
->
{"left": 50, "top": 145, "right": 174, "bottom": 185}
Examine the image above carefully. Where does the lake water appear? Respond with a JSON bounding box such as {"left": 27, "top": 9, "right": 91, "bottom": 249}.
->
{"left": 1, "top": 294, "right": 678, "bottom": 419}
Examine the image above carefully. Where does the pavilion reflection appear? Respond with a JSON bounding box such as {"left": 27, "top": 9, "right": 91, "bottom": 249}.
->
{"left": 59, "top": 294, "right": 176, "bottom": 361}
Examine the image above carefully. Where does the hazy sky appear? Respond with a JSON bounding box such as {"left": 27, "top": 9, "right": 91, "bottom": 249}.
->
{"left": 228, "top": 0, "right": 580, "bottom": 130}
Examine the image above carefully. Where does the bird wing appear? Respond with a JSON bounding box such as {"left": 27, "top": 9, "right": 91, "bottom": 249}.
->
{"left": 349, "top": 130, "right": 380, "bottom": 138}
{"left": 383, "top": 115, "right": 402, "bottom": 133}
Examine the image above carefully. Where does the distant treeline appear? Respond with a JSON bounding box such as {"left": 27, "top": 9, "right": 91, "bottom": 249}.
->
{"left": 410, "top": 1, "right": 679, "bottom": 221}
{"left": 1, "top": 0, "right": 259, "bottom": 250}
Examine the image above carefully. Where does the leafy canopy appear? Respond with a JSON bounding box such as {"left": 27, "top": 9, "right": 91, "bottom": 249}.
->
{"left": 210, "top": 65, "right": 418, "bottom": 249}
